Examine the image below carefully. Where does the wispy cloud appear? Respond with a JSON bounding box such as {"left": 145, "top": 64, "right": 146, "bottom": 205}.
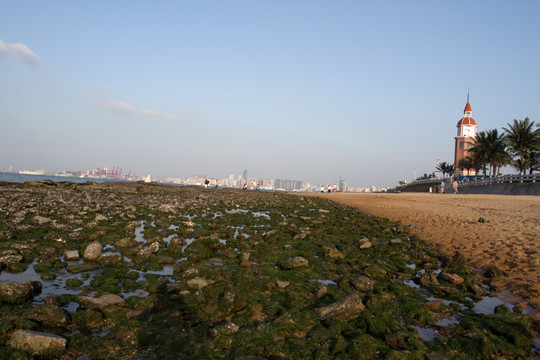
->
{"left": 89, "top": 97, "right": 177, "bottom": 121}
{"left": 0, "top": 39, "right": 42, "bottom": 67}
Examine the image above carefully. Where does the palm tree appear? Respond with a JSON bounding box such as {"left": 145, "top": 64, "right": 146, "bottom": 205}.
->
{"left": 470, "top": 129, "right": 509, "bottom": 177}
{"left": 469, "top": 131, "right": 490, "bottom": 177}
{"left": 457, "top": 156, "right": 479, "bottom": 177}
{"left": 503, "top": 118, "right": 538, "bottom": 175}
{"left": 436, "top": 162, "right": 452, "bottom": 178}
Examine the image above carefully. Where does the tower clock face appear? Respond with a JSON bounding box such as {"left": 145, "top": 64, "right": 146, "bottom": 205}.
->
{"left": 463, "top": 126, "right": 474, "bottom": 137}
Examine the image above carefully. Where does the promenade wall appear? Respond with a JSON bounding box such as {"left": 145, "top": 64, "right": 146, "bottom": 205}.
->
{"left": 457, "top": 182, "right": 540, "bottom": 196}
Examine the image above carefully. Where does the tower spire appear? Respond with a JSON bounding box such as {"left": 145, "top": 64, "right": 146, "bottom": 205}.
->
{"left": 467, "top": 89, "right": 469, "bottom": 104}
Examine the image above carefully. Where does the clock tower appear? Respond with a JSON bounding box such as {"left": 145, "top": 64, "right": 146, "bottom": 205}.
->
{"left": 454, "top": 95, "right": 478, "bottom": 177}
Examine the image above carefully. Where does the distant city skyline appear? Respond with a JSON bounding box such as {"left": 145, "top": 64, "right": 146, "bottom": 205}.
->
{"left": 1, "top": 1, "right": 539, "bottom": 188}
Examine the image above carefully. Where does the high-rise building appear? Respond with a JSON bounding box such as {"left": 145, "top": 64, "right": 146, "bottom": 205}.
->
{"left": 454, "top": 95, "right": 478, "bottom": 177}
{"left": 242, "top": 170, "right": 248, "bottom": 181}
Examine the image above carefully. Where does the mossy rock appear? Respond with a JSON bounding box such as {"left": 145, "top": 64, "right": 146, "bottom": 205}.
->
{"left": 66, "top": 278, "right": 84, "bottom": 287}
{"left": 40, "top": 272, "right": 57, "bottom": 280}
{"left": 7, "top": 262, "right": 27, "bottom": 272}
{"left": 66, "top": 263, "right": 100, "bottom": 273}
{"left": 33, "top": 262, "right": 53, "bottom": 273}
{"left": 71, "top": 309, "right": 104, "bottom": 327}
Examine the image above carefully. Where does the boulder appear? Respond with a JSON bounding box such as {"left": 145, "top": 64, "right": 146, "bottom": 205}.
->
{"left": 280, "top": 256, "right": 309, "bottom": 270}
{"left": 0, "top": 281, "right": 34, "bottom": 304}
{"left": 10, "top": 329, "right": 66, "bottom": 357}
{"left": 359, "top": 238, "right": 372, "bottom": 249}
{"left": 83, "top": 241, "right": 103, "bottom": 261}
{"left": 23, "top": 304, "right": 70, "bottom": 327}
{"left": 351, "top": 276, "right": 375, "bottom": 292}
{"left": 78, "top": 293, "right": 126, "bottom": 310}
{"left": 315, "top": 293, "right": 365, "bottom": 321}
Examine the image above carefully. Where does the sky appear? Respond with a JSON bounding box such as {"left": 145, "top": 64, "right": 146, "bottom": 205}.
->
{"left": 1, "top": 1, "right": 539, "bottom": 188}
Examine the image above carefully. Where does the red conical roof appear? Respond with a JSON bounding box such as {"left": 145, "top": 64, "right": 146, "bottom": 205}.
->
{"left": 464, "top": 102, "right": 472, "bottom": 113}
{"left": 457, "top": 117, "right": 477, "bottom": 126}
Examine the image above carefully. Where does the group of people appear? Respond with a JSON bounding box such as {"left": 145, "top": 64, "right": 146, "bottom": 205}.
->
{"left": 430, "top": 179, "right": 459, "bottom": 194}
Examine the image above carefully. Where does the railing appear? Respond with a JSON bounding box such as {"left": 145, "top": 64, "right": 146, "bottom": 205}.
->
{"left": 458, "top": 174, "right": 539, "bottom": 187}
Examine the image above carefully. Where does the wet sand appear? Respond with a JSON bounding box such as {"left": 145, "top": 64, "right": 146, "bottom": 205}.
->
{"left": 305, "top": 192, "right": 540, "bottom": 319}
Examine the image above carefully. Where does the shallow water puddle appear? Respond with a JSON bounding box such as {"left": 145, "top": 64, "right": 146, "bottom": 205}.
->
{"left": 412, "top": 326, "right": 437, "bottom": 341}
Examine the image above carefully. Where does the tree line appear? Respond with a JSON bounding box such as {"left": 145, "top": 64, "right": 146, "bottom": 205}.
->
{"left": 436, "top": 118, "right": 539, "bottom": 179}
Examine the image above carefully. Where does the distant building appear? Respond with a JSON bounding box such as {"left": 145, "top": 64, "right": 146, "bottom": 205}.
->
{"left": 454, "top": 95, "right": 478, "bottom": 177}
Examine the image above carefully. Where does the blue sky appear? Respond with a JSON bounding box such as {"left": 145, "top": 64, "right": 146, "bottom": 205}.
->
{"left": 1, "top": 1, "right": 539, "bottom": 188}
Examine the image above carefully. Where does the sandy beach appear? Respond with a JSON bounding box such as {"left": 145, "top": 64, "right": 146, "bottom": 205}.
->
{"left": 305, "top": 192, "right": 540, "bottom": 320}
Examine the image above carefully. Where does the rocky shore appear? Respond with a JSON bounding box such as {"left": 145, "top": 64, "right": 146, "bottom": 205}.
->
{"left": 0, "top": 180, "right": 537, "bottom": 359}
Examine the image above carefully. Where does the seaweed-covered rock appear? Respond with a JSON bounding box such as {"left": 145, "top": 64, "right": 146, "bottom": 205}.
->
{"left": 83, "top": 241, "right": 103, "bottom": 261}
{"left": 187, "top": 277, "right": 210, "bottom": 289}
{"left": 10, "top": 329, "right": 66, "bottom": 357}
{"left": 419, "top": 271, "right": 439, "bottom": 286}
{"left": 0, "top": 250, "right": 23, "bottom": 265}
{"left": 351, "top": 275, "right": 375, "bottom": 292}
{"left": 78, "top": 293, "right": 126, "bottom": 310}
{"left": 315, "top": 293, "right": 365, "bottom": 321}
{"left": 280, "top": 256, "right": 309, "bottom": 269}
{"left": 138, "top": 242, "right": 160, "bottom": 257}
{"left": 23, "top": 304, "right": 70, "bottom": 328}
{"left": 0, "top": 281, "right": 34, "bottom": 304}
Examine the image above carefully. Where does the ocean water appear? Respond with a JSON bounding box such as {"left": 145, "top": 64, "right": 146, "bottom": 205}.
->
{"left": 0, "top": 172, "right": 129, "bottom": 184}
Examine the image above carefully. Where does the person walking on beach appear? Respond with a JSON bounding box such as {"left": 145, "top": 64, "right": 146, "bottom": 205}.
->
{"left": 440, "top": 180, "right": 445, "bottom": 194}
{"left": 453, "top": 179, "right": 459, "bottom": 194}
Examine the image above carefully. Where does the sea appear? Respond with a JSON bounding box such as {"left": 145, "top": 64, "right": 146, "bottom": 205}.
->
{"left": 0, "top": 172, "right": 130, "bottom": 184}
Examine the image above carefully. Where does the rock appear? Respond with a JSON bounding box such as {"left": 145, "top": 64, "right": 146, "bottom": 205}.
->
{"left": 240, "top": 252, "right": 251, "bottom": 267}
{"left": 276, "top": 280, "right": 290, "bottom": 289}
{"left": 223, "top": 321, "right": 239, "bottom": 334}
{"left": 439, "top": 272, "right": 465, "bottom": 285}
{"left": 64, "top": 250, "right": 79, "bottom": 261}
{"left": 390, "top": 238, "right": 403, "bottom": 244}
{"left": 78, "top": 293, "right": 126, "bottom": 310}
{"left": 316, "top": 286, "right": 327, "bottom": 299}
{"left": 83, "top": 241, "right": 103, "bottom": 261}
{"left": 351, "top": 276, "right": 375, "bottom": 292}
{"left": 485, "top": 266, "right": 506, "bottom": 278}
{"left": 280, "top": 256, "right": 309, "bottom": 270}
{"left": 0, "top": 281, "right": 34, "bottom": 304}
{"left": 315, "top": 293, "right": 365, "bottom": 321}
{"left": 187, "top": 277, "right": 209, "bottom": 289}
{"left": 23, "top": 304, "right": 69, "bottom": 327}
{"left": 138, "top": 242, "right": 160, "bottom": 257}
{"left": 467, "top": 283, "right": 487, "bottom": 297}
{"left": 423, "top": 300, "right": 444, "bottom": 310}
{"left": 359, "top": 238, "right": 372, "bottom": 249}
{"left": 0, "top": 250, "right": 23, "bottom": 265}
{"left": 183, "top": 267, "right": 199, "bottom": 277}
{"left": 359, "top": 241, "right": 373, "bottom": 249}
{"left": 324, "top": 246, "right": 345, "bottom": 259}
{"left": 33, "top": 216, "right": 52, "bottom": 225}
{"left": 419, "top": 271, "right": 439, "bottom": 286}
{"left": 99, "top": 253, "right": 123, "bottom": 263}
{"left": 10, "top": 330, "right": 66, "bottom": 358}
{"left": 94, "top": 213, "right": 108, "bottom": 221}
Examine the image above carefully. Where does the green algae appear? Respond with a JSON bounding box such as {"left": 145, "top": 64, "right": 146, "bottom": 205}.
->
{"left": 0, "top": 183, "right": 536, "bottom": 359}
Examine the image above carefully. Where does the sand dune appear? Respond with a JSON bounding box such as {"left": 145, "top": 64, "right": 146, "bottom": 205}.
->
{"left": 306, "top": 192, "right": 540, "bottom": 320}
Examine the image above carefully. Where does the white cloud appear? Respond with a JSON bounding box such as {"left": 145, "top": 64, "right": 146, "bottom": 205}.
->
{"left": 89, "top": 97, "right": 177, "bottom": 121}
{"left": 0, "top": 39, "right": 41, "bottom": 67}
